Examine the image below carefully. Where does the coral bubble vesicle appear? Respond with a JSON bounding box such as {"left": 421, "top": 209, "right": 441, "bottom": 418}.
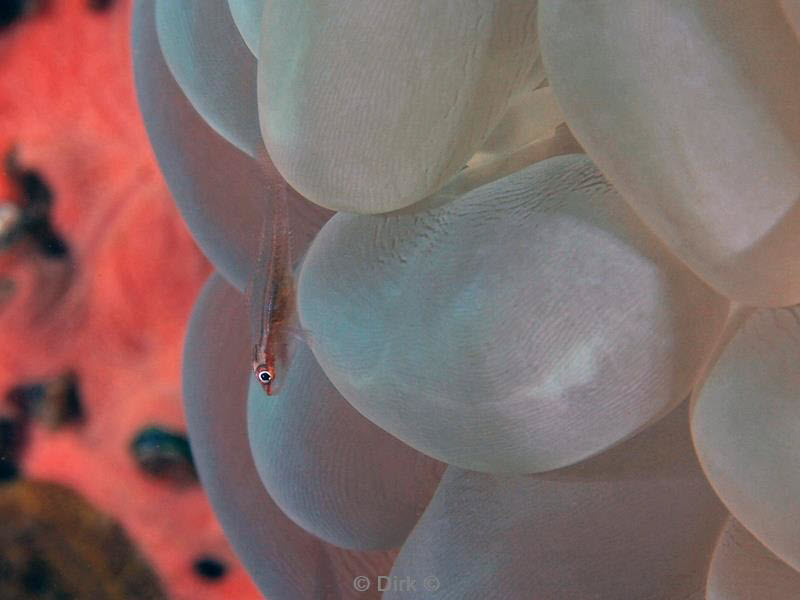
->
{"left": 707, "top": 518, "right": 800, "bottom": 600}
{"left": 257, "top": 0, "right": 539, "bottom": 213}
{"left": 387, "top": 403, "right": 727, "bottom": 599}
{"left": 228, "top": 0, "right": 263, "bottom": 56}
{"left": 298, "top": 154, "right": 729, "bottom": 474}
{"left": 692, "top": 307, "right": 800, "bottom": 572}
{"left": 247, "top": 342, "right": 444, "bottom": 551}
{"left": 135, "top": 0, "right": 331, "bottom": 293}
{"left": 539, "top": 0, "right": 800, "bottom": 306}
{"left": 133, "top": 0, "right": 800, "bottom": 595}
{"left": 183, "top": 274, "right": 395, "bottom": 599}
{"left": 154, "top": 0, "right": 262, "bottom": 157}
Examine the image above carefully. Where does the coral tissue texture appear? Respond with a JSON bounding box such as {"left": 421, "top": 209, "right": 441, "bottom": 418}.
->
{"left": 135, "top": 0, "right": 800, "bottom": 598}
{"left": 258, "top": 1, "right": 540, "bottom": 212}
{"left": 298, "top": 154, "right": 728, "bottom": 473}
{"left": 539, "top": 0, "right": 800, "bottom": 306}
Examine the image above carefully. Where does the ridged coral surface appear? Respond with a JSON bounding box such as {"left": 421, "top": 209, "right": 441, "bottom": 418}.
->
{"left": 138, "top": 1, "right": 800, "bottom": 598}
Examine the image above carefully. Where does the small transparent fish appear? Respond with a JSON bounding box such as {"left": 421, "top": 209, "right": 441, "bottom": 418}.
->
{"left": 246, "top": 181, "right": 300, "bottom": 396}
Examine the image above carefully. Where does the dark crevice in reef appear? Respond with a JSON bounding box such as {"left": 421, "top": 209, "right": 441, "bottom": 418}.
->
{"left": 192, "top": 555, "right": 228, "bottom": 582}
{"left": 130, "top": 425, "right": 198, "bottom": 487}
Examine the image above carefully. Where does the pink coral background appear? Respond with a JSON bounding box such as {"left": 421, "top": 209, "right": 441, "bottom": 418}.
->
{"left": 0, "top": 1, "right": 261, "bottom": 598}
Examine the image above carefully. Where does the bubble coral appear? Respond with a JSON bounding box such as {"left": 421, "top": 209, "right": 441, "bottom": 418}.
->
{"left": 135, "top": 0, "right": 800, "bottom": 597}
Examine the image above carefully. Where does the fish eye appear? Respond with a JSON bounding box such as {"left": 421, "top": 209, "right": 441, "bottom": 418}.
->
{"left": 258, "top": 369, "right": 272, "bottom": 384}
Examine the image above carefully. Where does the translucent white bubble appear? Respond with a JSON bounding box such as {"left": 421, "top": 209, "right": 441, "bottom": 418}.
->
{"left": 133, "top": 2, "right": 331, "bottom": 292}
{"left": 258, "top": 1, "right": 540, "bottom": 213}
{"left": 707, "top": 518, "right": 800, "bottom": 600}
{"left": 247, "top": 341, "right": 444, "bottom": 551}
{"left": 692, "top": 306, "right": 800, "bottom": 571}
{"left": 228, "top": 0, "right": 262, "bottom": 56}
{"left": 540, "top": 0, "right": 800, "bottom": 306}
{"left": 181, "top": 272, "right": 395, "bottom": 599}
{"left": 155, "top": 0, "right": 262, "bottom": 157}
{"left": 298, "top": 154, "right": 729, "bottom": 473}
{"left": 386, "top": 402, "right": 727, "bottom": 599}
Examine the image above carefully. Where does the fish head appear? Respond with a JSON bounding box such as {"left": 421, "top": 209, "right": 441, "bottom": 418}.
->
{"left": 253, "top": 362, "right": 277, "bottom": 396}
{"left": 252, "top": 332, "right": 299, "bottom": 397}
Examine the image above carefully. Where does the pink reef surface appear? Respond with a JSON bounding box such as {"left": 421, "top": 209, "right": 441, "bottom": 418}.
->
{"left": 0, "top": 1, "right": 261, "bottom": 598}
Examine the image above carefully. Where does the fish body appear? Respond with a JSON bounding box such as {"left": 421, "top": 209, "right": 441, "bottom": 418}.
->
{"left": 247, "top": 182, "right": 297, "bottom": 396}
